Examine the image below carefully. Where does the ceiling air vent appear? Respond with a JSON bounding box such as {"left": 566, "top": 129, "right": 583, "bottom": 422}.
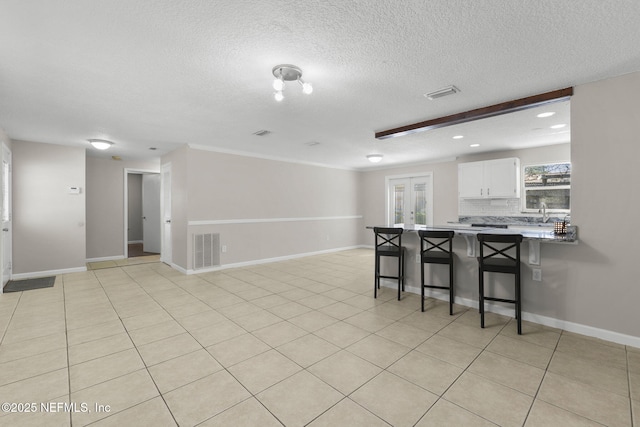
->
{"left": 424, "top": 85, "right": 460, "bottom": 100}
{"left": 253, "top": 130, "right": 271, "bottom": 136}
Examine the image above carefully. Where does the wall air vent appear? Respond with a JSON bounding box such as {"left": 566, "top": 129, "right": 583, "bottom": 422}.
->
{"left": 424, "top": 85, "right": 460, "bottom": 100}
{"left": 253, "top": 130, "right": 271, "bottom": 136}
{"left": 193, "top": 233, "right": 220, "bottom": 270}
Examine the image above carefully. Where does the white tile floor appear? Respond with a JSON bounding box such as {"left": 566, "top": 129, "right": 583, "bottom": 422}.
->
{"left": 0, "top": 249, "right": 637, "bottom": 426}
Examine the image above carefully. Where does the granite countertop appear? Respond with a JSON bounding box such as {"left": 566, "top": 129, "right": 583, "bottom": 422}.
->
{"left": 369, "top": 224, "right": 578, "bottom": 243}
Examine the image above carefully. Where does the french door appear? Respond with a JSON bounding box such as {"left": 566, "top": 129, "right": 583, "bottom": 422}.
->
{"left": 387, "top": 174, "right": 433, "bottom": 228}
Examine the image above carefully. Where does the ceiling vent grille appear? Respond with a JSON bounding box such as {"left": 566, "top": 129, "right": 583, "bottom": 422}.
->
{"left": 424, "top": 85, "right": 460, "bottom": 100}
{"left": 253, "top": 130, "right": 271, "bottom": 136}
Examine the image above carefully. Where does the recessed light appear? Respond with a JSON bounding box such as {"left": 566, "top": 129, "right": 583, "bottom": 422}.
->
{"left": 253, "top": 130, "right": 271, "bottom": 136}
{"left": 453, "top": 135, "right": 464, "bottom": 139}
{"left": 550, "top": 124, "right": 566, "bottom": 129}
{"left": 470, "top": 144, "right": 480, "bottom": 147}
{"left": 537, "top": 112, "right": 555, "bottom": 118}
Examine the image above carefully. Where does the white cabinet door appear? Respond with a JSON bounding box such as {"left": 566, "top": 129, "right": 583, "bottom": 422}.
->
{"left": 458, "top": 158, "right": 520, "bottom": 199}
{"left": 458, "top": 161, "right": 484, "bottom": 198}
{"left": 485, "top": 158, "right": 520, "bottom": 198}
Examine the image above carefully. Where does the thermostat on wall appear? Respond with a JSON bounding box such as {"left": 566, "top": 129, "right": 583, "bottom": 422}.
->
{"left": 68, "top": 186, "right": 81, "bottom": 194}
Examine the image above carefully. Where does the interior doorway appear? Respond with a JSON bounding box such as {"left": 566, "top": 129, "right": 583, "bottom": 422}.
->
{"left": 124, "top": 169, "right": 161, "bottom": 258}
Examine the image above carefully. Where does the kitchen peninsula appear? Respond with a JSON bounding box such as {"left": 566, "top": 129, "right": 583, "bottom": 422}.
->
{"left": 368, "top": 223, "right": 578, "bottom": 319}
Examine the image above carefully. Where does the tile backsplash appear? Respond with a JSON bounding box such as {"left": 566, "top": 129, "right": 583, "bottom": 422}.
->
{"left": 459, "top": 198, "right": 521, "bottom": 216}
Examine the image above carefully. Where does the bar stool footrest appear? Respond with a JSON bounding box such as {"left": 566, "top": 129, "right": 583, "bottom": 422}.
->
{"left": 422, "top": 284, "right": 450, "bottom": 290}
{"left": 484, "top": 296, "right": 516, "bottom": 304}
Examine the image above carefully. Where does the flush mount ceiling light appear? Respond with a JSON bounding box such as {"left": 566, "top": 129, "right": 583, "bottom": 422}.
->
{"left": 452, "top": 135, "right": 464, "bottom": 139}
{"left": 424, "top": 85, "right": 459, "bottom": 100}
{"left": 272, "top": 64, "right": 313, "bottom": 101}
{"left": 88, "top": 139, "right": 114, "bottom": 150}
{"left": 366, "top": 154, "right": 383, "bottom": 163}
{"left": 550, "top": 123, "right": 567, "bottom": 129}
{"left": 537, "top": 112, "right": 555, "bottom": 118}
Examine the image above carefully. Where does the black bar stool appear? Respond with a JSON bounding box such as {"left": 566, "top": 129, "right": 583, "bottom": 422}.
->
{"left": 418, "top": 230, "right": 455, "bottom": 315}
{"left": 373, "top": 227, "right": 406, "bottom": 301}
{"left": 477, "top": 233, "right": 524, "bottom": 334}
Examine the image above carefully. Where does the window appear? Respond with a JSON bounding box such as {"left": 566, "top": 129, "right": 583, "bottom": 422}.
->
{"left": 387, "top": 174, "right": 433, "bottom": 227}
{"left": 522, "top": 162, "right": 571, "bottom": 212}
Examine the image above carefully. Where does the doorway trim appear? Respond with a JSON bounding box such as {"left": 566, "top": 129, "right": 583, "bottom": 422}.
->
{"left": 1, "top": 142, "right": 12, "bottom": 291}
{"left": 123, "top": 168, "right": 160, "bottom": 258}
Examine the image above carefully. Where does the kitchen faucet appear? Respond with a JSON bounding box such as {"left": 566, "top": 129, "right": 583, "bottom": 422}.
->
{"left": 539, "top": 202, "right": 549, "bottom": 223}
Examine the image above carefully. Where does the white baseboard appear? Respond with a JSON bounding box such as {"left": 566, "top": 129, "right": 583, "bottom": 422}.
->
{"left": 86, "top": 255, "right": 126, "bottom": 263}
{"left": 185, "top": 245, "right": 367, "bottom": 275}
{"left": 169, "top": 262, "right": 188, "bottom": 275}
{"left": 382, "top": 280, "right": 640, "bottom": 348}
{"left": 11, "top": 266, "right": 88, "bottom": 281}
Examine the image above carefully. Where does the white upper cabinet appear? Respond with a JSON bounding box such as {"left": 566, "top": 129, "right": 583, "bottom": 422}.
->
{"left": 458, "top": 158, "right": 520, "bottom": 198}
{"left": 458, "top": 161, "right": 485, "bottom": 198}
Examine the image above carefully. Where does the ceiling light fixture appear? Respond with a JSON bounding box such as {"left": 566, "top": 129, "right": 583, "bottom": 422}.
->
{"left": 470, "top": 144, "right": 480, "bottom": 147}
{"left": 453, "top": 135, "right": 464, "bottom": 139}
{"left": 272, "top": 64, "right": 313, "bottom": 101}
{"left": 550, "top": 124, "right": 567, "bottom": 129}
{"left": 424, "top": 85, "right": 460, "bottom": 100}
{"left": 88, "top": 139, "right": 114, "bottom": 150}
{"left": 367, "top": 154, "right": 383, "bottom": 163}
{"left": 537, "top": 112, "right": 555, "bottom": 118}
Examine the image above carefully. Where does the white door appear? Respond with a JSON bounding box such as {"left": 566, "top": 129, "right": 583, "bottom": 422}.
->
{"left": 161, "top": 163, "right": 172, "bottom": 264}
{"left": 388, "top": 175, "right": 433, "bottom": 227}
{"left": 142, "top": 174, "right": 161, "bottom": 254}
{"left": 1, "top": 144, "right": 12, "bottom": 288}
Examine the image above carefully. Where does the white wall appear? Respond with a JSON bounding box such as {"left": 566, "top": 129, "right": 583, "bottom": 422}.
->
{"left": 567, "top": 71, "right": 640, "bottom": 339}
{"left": 12, "top": 140, "right": 86, "bottom": 276}
{"left": 85, "top": 156, "right": 160, "bottom": 260}
{"left": 162, "top": 146, "right": 362, "bottom": 272}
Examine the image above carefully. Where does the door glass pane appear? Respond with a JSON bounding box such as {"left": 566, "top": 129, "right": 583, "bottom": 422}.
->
{"left": 393, "top": 184, "right": 405, "bottom": 225}
{"left": 413, "top": 183, "right": 427, "bottom": 226}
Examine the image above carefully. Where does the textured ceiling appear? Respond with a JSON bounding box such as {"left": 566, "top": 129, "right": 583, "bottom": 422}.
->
{"left": 1, "top": 0, "right": 639, "bottom": 169}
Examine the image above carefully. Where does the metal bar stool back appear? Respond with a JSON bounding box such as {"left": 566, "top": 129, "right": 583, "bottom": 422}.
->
{"left": 477, "top": 233, "right": 524, "bottom": 334}
{"left": 418, "top": 230, "right": 455, "bottom": 314}
{"left": 373, "top": 227, "right": 406, "bottom": 301}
